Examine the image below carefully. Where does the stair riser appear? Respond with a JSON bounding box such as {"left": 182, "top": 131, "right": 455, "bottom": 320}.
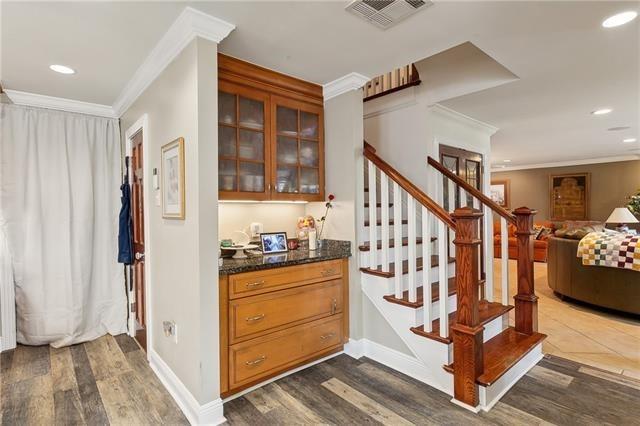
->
{"left": 365, "top": 262, "right": 456, "bottom": 285}
{"left": 359, "top": 243, "right": 442, "bottom": 266}
{"left": 365, "top": 224, "right": 408, "bottom": 239}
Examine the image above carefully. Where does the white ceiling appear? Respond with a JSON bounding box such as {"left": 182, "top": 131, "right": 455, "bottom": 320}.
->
{"left": 1, "top": 1, "right": 639, "bottom": 166}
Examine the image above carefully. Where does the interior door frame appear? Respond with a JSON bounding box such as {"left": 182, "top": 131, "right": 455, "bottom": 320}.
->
{"left": 125, "top": 114, "right": 152, "bottom": 358}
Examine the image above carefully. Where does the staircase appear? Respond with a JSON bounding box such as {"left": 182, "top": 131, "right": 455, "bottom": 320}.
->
{"left": 359, "top": 142, "right": 546, "bottom": 412}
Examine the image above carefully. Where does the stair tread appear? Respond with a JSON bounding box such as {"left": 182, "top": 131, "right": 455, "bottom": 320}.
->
{"left": 364, "top": 202, "right": 394, "bottom": 208}
{"left": 364, "top": 218, "right": 408, "bottom": 227}
{"left": 360, "top": 255, "right": 456, "bottom": 278}
{"left": 410, "top": 301, "right": 513, "bottom": 344}
{"left": 358, "top": 237, "right": 438, "bottom": 251}
{"left": 382, "top": 277, "right": 456, "bottom": 308}
{"left": 443, "top": 327, "right": 547, "bottom": 386}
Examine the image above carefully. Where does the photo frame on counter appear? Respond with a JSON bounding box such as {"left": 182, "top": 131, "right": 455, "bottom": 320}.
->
{"left": 260, "top": 232, "right": 288, "bottom": 254}
{"left": 161, "top": 137, "right": 185, "bottom": 219}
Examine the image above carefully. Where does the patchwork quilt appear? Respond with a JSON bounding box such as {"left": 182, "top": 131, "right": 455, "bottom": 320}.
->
{"left": 577, "top": 232, "right": 640, "bottom": 272}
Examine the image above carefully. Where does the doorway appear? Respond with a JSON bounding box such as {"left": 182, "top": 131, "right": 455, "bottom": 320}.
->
{"left": 439, "top": 144, "right": 483, "bottom": 211}
{"left": 130, "top": 130, "right": 147, "bottom": 350}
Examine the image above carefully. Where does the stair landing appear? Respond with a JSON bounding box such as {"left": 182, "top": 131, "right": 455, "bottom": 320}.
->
{"left": 443, "top": 327, "right": 547, "bottom": 386}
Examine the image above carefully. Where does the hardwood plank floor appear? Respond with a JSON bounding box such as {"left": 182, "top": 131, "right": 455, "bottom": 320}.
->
{"left": 2, "top": 334, "right": 639, "bottom": 425}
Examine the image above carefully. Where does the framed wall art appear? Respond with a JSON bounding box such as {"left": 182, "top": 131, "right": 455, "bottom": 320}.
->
{"left": 490, "top": 179, "right": 510, "bottom": 208}
{"left": 550, "top": 173, "right": 590, "bottom": 220}
{"left": 161, "top": 137, "right": 185, "bottom": 219}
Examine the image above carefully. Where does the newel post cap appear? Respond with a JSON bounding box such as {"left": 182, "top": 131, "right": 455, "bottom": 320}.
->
{"left": 512, "top": 206, "right": 538, "bottom": 216}
{"left": 451, "top": 207, "right": 484, "bottom": 219}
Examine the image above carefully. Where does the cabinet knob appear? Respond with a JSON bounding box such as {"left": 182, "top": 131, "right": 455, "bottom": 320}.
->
{"left": 245, "top": 314, "right": 265, "bottom": 323}
{"left": 246, "top": 280, "right": 265, "bottom": 289}
{"left": 245, "top": 355, "right": 266, "bottom": 366}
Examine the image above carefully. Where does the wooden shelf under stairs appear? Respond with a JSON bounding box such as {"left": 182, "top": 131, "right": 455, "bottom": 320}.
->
{"left": 410, "top": 301, "right": 513, "bottom": 344}
{"left": 358, "top": 236, "right": 437, "bottom": 251}
{"left": 443, "top": 327, "right": 547, "bottom": 387}
{"left": 360, "top": 255, "right": 456, "bottom": 278}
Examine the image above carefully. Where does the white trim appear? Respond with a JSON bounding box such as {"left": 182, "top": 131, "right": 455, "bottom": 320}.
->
{"left": 491, "top": 155, "right": 640, "bottom": 172}
{"left": 149, "top": 349, "right": 226, "bottom": 425}
{"left": 323, "top": 72, "right": 370, "bottom": 101}
{"left": 344, "top": 338, "right": 365, "bottom": 359}
{"left": 124, "top": 115, "right": 152, "bottom": 354}
{"left": 430, "top": 103, "right": 499, "bottom": 136}
{"left": 112, "top": 7, "right": 235, "bottom": 117}
{"left": 450, "top": 398, "right": 481, "bottom": 413}
{"left": 0, "top": 222, "right": 17, "bottom": 352}
{"left": 4, "top": 89, "right": 116, "bottom": 118}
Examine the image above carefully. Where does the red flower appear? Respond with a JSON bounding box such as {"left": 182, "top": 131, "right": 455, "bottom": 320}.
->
{"left": 328, "top": 193, "right": 335, "bottom": 201}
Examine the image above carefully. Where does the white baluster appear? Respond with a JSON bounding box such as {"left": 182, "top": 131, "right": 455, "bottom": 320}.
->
{"left": 380, "top": 173, "right": 389, "bottom": 272}
{"left": 448, "top": 179, "right": 456, "bottom": 213}
{"left": 438, "top": 220, "right": 448, "bottom": 338}
{"left": 393, "top": 183, "right": 403, "bottom": 299}
{"left": 472, "top": 197, "right": 480, "bottom": 210}
{"left": 407, "top": 196, "right": 417, "bottom": 303}
{"left": 500, "top": 216, "right": 509, "bottom": 306}
{"left": 459, "top": 187, "right": 467, "bottom": 208}
{"left": 422, "top": 206, "right": 432, "bottom": 332}
{"left": 484, "top": 204, "right": 494, "bottom": 302}
{"left": 368, "top": 161, "right": 377, "bottom": 270}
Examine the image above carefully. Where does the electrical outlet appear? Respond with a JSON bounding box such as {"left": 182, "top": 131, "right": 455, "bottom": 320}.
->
{"left": 163, "top": 321, "right": 178, "bottom": 343}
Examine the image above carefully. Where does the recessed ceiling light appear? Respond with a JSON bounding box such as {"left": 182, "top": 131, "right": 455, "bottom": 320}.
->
{"left": 591, "top": 108, "right": 612, "bottom": 115}
{"left": 49, "top": 64, "right": 75, "bottom": 74}
{"left": 503, "top": 159, "right": 511, "bottom": 163}
{"left": 623, "top": 138, "right": 637, "bottom": 143}
{"left": 602, "top": 11, "right": 638, "bottom": 28}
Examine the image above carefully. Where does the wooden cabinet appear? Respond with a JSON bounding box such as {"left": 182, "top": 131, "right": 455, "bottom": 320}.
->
{"left": 218, "top": 54, "right": 325, "bottom": 202}
{"left": 219, "top": 259, "right": 349, "bottom": 397}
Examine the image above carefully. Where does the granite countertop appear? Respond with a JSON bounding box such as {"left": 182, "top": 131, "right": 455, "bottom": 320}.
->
{"left": 219, "top": 239, "right": 351, "bottom": 275}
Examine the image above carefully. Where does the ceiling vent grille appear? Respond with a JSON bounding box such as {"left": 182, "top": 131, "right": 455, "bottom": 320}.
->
{"left": 346, "top": 0, "right": 432, "bottom": 30}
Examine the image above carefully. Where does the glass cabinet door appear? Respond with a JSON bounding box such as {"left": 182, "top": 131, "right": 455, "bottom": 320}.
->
{"left": 218, "top": 82, "right": 270, "bottom": 199}
{"left": 272, "top": 96, "right": 323, "bottom": 200}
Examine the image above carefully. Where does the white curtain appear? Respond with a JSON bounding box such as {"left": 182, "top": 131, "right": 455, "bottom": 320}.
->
{"left": 0, "top": 104, "right": 126, "bottom": 347}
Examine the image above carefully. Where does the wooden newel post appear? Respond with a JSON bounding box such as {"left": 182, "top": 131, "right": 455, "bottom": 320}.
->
{"left": 513, "top": 207, "right": 539, "bottom": 335}
{"left": 451, "top": 207, "right": 484, "bottom": 408}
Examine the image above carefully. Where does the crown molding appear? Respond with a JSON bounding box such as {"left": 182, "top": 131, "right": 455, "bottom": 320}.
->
{"left": 430, "top": 103, "right": 499, "bottom": 136}
{"left": 491, "top": 154, "right": 640, "bottom": 172}
{"left": 112, "top": 7, "right": 235, "bottom": 117}
{"left": 323, "top": 72, "right": 370, "bottom": 101}
{"left": 4, "top": 89, "right": 116, "bottom": 118}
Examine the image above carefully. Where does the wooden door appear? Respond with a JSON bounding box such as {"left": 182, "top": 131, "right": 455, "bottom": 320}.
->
{"left": 218, "top": 81, "right": 271, "bottom": 200}
{"left": 131, "top": 130, "right": 146, "bottom": 351}
{"left": 271, "top": 95, "right": 324, "bottom": 202}
{"left": 439, "top": 145, "right": 483, "bottom": 211}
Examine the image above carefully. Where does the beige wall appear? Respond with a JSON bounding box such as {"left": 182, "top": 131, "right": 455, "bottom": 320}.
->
{"left": 218, "top": 203, "right": 305, "bottom": 240}
{"left": 119, "top": 38, "right": 220, "bottom": 404}
{"left": 492, "top": 160, "right": 640, "bottom": 222}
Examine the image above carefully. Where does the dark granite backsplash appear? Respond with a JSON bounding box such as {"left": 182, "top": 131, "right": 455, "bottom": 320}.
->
{"left": 219, "top": 239, "right": 351, "bottom": 275}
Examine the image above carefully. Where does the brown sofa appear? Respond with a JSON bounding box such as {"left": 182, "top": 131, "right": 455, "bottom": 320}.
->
{"left": 493, "top": 220, "right": 556, "bottom": 263}
{"left": 547, "top": 236, "right": 640, "bottom": 315}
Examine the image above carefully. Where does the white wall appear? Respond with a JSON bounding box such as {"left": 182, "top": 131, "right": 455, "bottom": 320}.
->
{"left": 119, "top": 37, "right": 220, "bottom": 405}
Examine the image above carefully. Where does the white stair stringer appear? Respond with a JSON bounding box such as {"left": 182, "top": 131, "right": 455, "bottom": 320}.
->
{"left": 361, "top": 273, "right": 455, "bottom": 396}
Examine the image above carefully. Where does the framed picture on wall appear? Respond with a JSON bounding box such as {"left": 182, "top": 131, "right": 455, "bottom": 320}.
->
{"left": 549, "top": 173, "right": 590, "bottom": 220}
{"left": 161, "top": 137, "right": 185, "bottom": 219}
{"left": 490, "top": 180, "right": 510, "bottom": 208}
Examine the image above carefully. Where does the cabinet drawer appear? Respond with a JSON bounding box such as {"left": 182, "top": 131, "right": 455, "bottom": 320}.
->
{"left": 229, "top": 316, "right": 342, "bottom": 389}
{"left": 229, "top": 260, "right": 342, "bottom": 299}
{"left": 230, "top": 279, "right": 342, "bottom": 343}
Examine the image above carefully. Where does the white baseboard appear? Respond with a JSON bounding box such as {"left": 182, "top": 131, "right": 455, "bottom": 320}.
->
{"left": 148, "top": 349, "right": 226, "bottom": 425}
{"left": 344, "top": 338, "right": 365, "bottom": 359}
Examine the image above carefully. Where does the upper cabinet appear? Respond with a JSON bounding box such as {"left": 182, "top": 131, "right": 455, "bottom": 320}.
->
{"left": 218, "top": 54, "right": 324, "bottom": 202}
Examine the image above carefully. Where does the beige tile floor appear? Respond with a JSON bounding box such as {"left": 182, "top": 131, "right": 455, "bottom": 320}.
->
{"left": 493, "top": 259, "right": 640, "bottom": 379}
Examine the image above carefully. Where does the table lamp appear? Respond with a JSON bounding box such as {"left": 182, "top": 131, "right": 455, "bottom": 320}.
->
{"left": 605, "top": 207, "right": 639, "bottom": 232}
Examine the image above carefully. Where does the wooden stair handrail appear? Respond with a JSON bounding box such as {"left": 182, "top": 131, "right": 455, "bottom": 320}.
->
{"left": 364, "top": 143, "right": 456, "bottom": 230}
{"left": 427, "top": 156, "right": 516, "bottom": 224}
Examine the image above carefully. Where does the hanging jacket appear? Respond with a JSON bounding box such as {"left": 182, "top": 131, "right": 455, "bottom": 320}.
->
{"left": 117, "top": 180, "right": 133, "bottom": 265}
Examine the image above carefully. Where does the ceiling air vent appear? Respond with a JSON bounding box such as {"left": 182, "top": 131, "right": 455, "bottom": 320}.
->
{"left": 346, "top": 0, "right": 433, "bottom": 30}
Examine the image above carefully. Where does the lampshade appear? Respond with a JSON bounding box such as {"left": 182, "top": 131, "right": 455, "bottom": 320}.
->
{"left": 606, "top": 207, "right": 639, "bottom": 224}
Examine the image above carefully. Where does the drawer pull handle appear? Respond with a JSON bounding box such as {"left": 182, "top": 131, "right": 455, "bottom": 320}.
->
{"left": 331, "top": 299, "right": 337, "bottom": 315}
{"left": 245, "top": 355, "right": 266, "bottom": 366}
{"left": 320, "top": 332, "right": 336, "bottom": 340}
{"left": 321, "top": 269, "right": 336, "bottom": 276}
{"left": 246, "top": 280, "right": 265, "bottom": 289}
{"left": 245, "top": 314, "right": 265, "bottom": 323}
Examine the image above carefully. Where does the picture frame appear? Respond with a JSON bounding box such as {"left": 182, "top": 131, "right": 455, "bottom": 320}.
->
{"left": 161, "top": 137, "right": 185, "bottom": 219}
{"left": 260, "top": 232, "right": 289, "bottom": 254}
{"left": 490, "top": 179, "right": 510, "bottom": 208}
{"left": 549, "top": 173, "right": 590, "bottom": 220}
